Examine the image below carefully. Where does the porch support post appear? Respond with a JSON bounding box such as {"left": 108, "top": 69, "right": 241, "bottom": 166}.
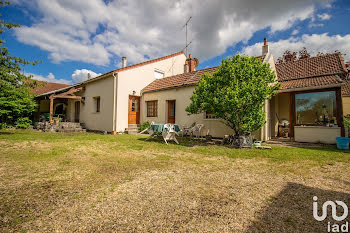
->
{"left": 49, "top": 95, "right": 54, "bottom": 123}
{"left": 289, "top": 92, "right": 295, "bottom": 139}
{"left": 336, "top": 87, "right": 345, "bottom": 137}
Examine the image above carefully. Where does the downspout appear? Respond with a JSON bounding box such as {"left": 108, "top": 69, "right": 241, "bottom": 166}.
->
{"left": 112, "top": 72, "right": 118, "bottom": 134}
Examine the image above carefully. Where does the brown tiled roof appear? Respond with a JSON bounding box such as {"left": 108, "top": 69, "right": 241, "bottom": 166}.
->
{"left": 85, "top": 51, "right": 185, "bottom": 84}
{"left": 276, "top": 53, "right": 348, "bottom": 91}
{"left": 31, "top": 80, "right": 70, "bottom": 95}
{"left": 142, "top": 67, "right": 218, "bottom": 93}
{"left": 142, "top": 55, "right": 266, "bottom": 93}
{"left": 143, "top": 53, "right": 348, "bottom": 94}
{"left": 276, "top": 53, "right": 347, "bottom": 81}
{"left": 280, "top": 75, "right": 343, "bottom": 90}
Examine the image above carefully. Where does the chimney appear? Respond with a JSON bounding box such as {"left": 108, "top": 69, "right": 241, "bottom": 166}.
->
{"left": 122, "top": 56, "right": 127, "bottom": 68}
{"left": 185, "top": 54, "right": 198, "bottom": 72}
{"left": 262, "top": 38, "right": 269, "bottom": 56}
{"left": 87, "top": 73, "right": 91, "bottom": 80}
{"left": 184, "top": 63, "right": 189, "bottom": 73}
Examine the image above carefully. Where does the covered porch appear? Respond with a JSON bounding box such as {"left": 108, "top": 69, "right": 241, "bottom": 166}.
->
{"left": 269, "top": 87, "right": 344, "bottom": 144}
{"left": 34, "top": 86, "right": 84, "bottom": 124}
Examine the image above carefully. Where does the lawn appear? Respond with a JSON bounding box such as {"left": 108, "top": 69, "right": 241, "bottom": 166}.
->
{"left": 0, "top": 130, "right": 350, "bottom": 232}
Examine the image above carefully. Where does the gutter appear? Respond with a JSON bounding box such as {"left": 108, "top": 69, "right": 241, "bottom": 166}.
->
{"left": 277, "top": 83, "right": 344, "bottom": 93}
{"left": 112, "top": 72, "right": 118, "bottom": 134}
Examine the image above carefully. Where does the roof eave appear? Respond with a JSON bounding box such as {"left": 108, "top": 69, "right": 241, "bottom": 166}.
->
{"left": 35, "top": 83, "right": 80, "bottom": 98}
{"left": 278, "top": 83, "right": 344, "bottom": 93}
{"left": 142, "top": 83, "right": 197, "bottom": 94}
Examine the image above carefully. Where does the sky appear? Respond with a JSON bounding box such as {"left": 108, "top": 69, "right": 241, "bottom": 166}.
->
{"left": 2, "top": 0, "right": 350, "bottom": 84}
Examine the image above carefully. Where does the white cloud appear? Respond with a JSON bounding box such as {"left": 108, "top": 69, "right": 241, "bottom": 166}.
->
{"left": 309, "top": 23, "right": 324, "bottom": 28}
{"left": 291, "top": 29, "right": 299, "bottom": 35}
{"left": 28, "top": 72, "right": 72, "bottom": 84}
{"left": 240, "top": 33, "right": 350, "bottom": 61}
{"left": 317, "top": 13, "right": 331, "bottom": 20}
{"left": 71, "top": 69, "right": 102, "bottom": 83}
{"left": 14, "top": 0, "right": 333, "bottom": 66}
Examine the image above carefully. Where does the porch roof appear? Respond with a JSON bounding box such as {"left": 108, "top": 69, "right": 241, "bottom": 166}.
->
{"left": 279, "top": 74, "right": 344, "bottom": 92}
{"left": 276, "top": 52, "right": 348, "bottom": 92}
{"left": 31, "top": 81, "right": 70, "bottom": 96}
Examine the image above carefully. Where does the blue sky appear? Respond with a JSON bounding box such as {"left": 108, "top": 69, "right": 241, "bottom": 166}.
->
{"left": 2, "top": 0, "right": 350, "bottom": 84}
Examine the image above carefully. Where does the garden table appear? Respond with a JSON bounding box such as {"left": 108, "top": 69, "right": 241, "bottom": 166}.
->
{"left": 141, "top": 123, "right": 181, "bottom": 144}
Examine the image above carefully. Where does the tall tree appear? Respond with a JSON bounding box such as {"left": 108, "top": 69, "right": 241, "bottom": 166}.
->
{"left": 0, "top": 1, "right": 39, "bottom": 128}
{"left": 186, "top": 55, "right": 279, "bottom": 146}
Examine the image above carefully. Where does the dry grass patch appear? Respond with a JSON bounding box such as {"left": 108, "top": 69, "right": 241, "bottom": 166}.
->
{"left": 0, "top": 130, "right": 349, "bottom": 232}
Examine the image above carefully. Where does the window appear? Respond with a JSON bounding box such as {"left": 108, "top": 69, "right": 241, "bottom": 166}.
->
{"left": 205, "top": 111, "right": 219, "bottom": 119}
{"left": 94, "top": 96, "right": 100, "bottom": 113}
{"left": 146, "top": 100, "right": 158, "bottom": 117}
{"left": 295, "top": 91, "right": 336, "bottom": 125}
{"left": 154, "top": 70, "right": 164, "bottom": 79}
{"left": 131, "top": 97, "right": 139, "bottom": 112}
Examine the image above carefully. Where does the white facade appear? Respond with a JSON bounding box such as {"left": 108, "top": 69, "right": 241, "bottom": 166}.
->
{"left": 73, "top": 52, "right": 187, "bottom": 132}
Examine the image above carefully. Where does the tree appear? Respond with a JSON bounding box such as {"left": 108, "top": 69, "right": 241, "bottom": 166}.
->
{"left": 186, "top": 55, "right": 279, "bottom": 145}
{"left": 276, "top": 50, "right": 297, "bottom": 63}
{"left": 0, "top": 1, "right": 39, "bottom": 128}
{"left": 298, "top": 47, "right": 310, "bottom": 59}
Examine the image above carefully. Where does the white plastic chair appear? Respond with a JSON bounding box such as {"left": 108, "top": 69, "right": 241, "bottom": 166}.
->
{"left": 162, "top": 124, "right": 179, "bottom": 144}
{"left": 189, "top": 124, "right": 204, "bottom": 138}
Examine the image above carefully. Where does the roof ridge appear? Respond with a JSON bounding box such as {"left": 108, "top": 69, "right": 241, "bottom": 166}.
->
{"left": 275, "top": 52, "right": 340, "bottom": 66}
{"left": 85, "top": 51, "right": 185, "bottom": 84}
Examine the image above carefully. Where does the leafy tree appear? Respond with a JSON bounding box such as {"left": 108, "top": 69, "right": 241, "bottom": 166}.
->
{"left": 186, "top": 55, "right": 279, "bottom": 137}
{"left": 0, "top": 1, "right": 39, "bottom": 128}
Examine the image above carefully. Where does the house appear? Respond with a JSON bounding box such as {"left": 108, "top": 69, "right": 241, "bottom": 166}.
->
{"left": 34, "top": 39, "right": 349, "bottom": 144}
{"left": 141, "top": 41, "right": 349, "bottom": 144}
{"left": 341, "top": 63, "right": 350, "bottom": 116}
{"left": 272, "top": 52, "right": 348, "bottom": 143}
{"left": 141, "top": 39, "right": 275, "bottom": 141}
{"left": 35, "top": 51, "right": 187, "bottom": 132}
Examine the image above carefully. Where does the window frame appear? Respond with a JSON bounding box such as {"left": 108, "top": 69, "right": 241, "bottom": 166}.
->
{"left": 294, "top": 90, "right": 337, "bottom": 126}
{"left": 146, "top": 100, "right": 158, "bottom": 117}
{"left": 154, "top": 69, "right": 164, "bottom": 79}
{"left": 94, "top": 96, "right": 101, "bottom": 113}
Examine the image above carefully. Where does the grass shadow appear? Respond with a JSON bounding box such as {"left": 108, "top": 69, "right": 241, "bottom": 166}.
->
{"left": 244, "top": 182, "right": 350, "bottom": 233}
{"left": 137, "top": 135, "right": 211, "bottom": 148}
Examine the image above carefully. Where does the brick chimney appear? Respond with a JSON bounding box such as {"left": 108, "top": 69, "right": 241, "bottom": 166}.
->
{"left": 122, "top": 56, "right": 127, "bottom": 68}
{"left": 262, "top": 38, "right": 269, "bottom": 56}
{"left": 185, "top": 54, "right": 198, "bottom": 72}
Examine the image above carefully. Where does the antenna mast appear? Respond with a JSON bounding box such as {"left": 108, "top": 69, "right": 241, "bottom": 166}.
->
{"left": 182, "top": 16, "right": 192, "bottom": 57}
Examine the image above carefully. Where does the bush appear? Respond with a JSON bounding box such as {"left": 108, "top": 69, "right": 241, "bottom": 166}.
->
{"left": 15, "top": 117, "right": 32, "bottom": 129}
{"left": 344, "top": 117, "right": 350, "bottom": 128}
{"left": 0, "top": 122, "right": 7, "bottom": 129}
{"left": 140, "top": 121, "right": 150, "bottom": 133}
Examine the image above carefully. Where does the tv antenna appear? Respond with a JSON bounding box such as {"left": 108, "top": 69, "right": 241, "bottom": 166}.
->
{"left": 182, "top": 16, "right": 192, "bottom": 57}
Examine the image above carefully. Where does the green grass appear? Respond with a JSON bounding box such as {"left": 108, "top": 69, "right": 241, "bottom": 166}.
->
{"left": 1, "top": 129, "right": 349, "bottom": 165}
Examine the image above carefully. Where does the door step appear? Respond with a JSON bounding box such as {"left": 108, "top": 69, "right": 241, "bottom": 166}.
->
{"left": 125, "top": 124, "right": 140, "bottom": 134}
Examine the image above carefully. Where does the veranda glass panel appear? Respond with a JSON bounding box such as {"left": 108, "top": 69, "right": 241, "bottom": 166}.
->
{"left": 295, "top": 91, "right": 336, "bottom": 125}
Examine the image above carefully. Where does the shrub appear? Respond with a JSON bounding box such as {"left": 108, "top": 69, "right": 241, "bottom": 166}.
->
{"left": 344, "top": 117, "right": 350, "bottom": 128}
{"left": 15, "top": 117, "right": 32, "bottom": 129}
{"left": 140, "top": 121, "right": 150, "bottom": 133}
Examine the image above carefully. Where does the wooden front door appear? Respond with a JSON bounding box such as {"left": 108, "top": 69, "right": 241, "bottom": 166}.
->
{"left": 128, "top": 95, "right": 140, "bottom": 124}
{"left": 74, "top": 101, "right": 80, "bottom": 122}
{"left": 167, "top": 100, "right": 176, "bottom": 123}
